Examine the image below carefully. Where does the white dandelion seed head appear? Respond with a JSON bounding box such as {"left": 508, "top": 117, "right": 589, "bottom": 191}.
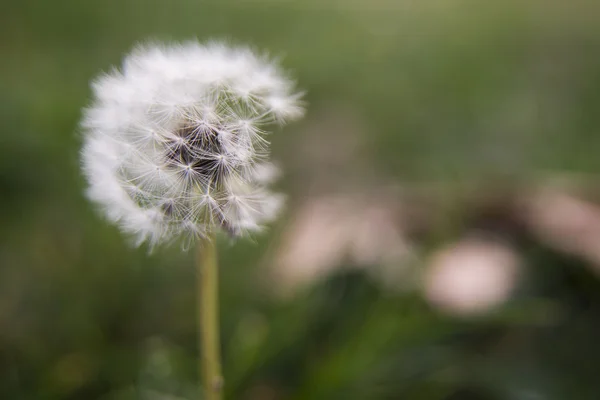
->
{"left": 81, "top": 41, "right": 304, "bottom": 248}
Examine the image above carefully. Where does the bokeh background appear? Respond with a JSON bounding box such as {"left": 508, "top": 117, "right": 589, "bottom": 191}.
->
{"left": 3, "top": 0, "right": 600, "bottom": 399}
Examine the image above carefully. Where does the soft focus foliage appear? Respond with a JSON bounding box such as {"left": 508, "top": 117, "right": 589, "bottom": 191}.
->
{"left": 3, "top": 1, "right": 600, "bottom": 399}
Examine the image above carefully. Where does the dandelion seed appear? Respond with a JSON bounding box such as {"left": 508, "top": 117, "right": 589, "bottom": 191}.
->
{"left": 81, "top": 41, "right": 303, "bottom": 248}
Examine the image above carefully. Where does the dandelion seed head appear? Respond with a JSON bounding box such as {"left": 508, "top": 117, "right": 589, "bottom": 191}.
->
{"left": 81, "top": 41, "right": 303, "bottom": 248}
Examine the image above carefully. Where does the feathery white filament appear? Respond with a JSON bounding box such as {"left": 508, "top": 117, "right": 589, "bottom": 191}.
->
{"left": 81, "top": 41, "right": 303, "bottom": 247}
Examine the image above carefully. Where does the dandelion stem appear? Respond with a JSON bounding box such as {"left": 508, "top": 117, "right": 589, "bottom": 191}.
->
{"left": 197, "top": 235, "right": 223, "bottom": 400}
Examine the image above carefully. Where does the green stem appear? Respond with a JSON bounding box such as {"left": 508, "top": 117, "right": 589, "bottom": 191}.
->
{"left": 197, "top": 235, "right": 223, "bottom": 400}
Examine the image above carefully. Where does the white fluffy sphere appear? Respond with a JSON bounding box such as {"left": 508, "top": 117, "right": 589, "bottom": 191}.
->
{"left": 81, "top": 41, "right": 303, "bottom": 248}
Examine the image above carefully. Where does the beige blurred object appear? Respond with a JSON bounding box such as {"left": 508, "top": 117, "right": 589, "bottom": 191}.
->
{"left": 269, "top": 194, "right": 416, "bottom": 298}
{"left": 523, "top": 188, "right": 600, "bottom": 269}
{"left": 424, "top": 238, "right": 521, "bottom": 316}
{"left": 273, "top": 104, "right": 422, "bottom": 296}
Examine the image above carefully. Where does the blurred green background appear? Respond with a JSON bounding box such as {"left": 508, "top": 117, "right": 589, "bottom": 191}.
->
{"left": 4, "top": 0, "right": 600, "bottom": 399}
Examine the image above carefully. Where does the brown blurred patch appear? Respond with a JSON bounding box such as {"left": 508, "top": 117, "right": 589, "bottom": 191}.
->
{"left": 520, "top": 187, "right": 600, "bottom": 272}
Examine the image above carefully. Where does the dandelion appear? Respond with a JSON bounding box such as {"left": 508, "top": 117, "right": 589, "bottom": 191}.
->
{"left": 81, "top": 41, "right": 303, "bottom": 248}
{"left": 80, "top": 41, "right": 304, "bottom": 400}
